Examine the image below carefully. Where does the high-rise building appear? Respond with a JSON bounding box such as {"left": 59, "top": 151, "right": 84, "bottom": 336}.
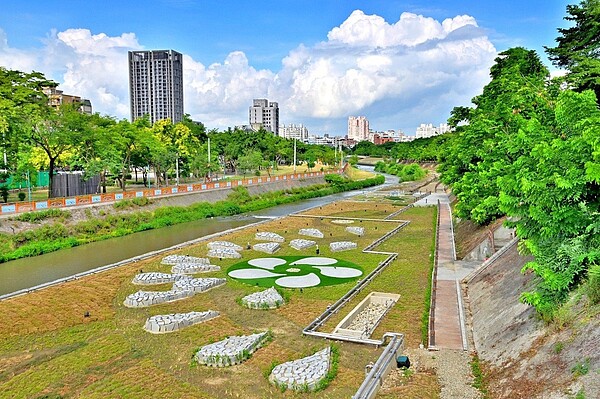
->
{"left": 249, "top": 99, "right": 279, "bottom": 134}
{"left": 128, "top": 50, "right": 184, "bottom": 124}
{"left": 347, "top": 116, "right": 369, "bottom": 142}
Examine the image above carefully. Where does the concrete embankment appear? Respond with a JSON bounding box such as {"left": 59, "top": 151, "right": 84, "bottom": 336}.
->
{"left": 465, "top": 243, "right": 599, "bottom": 398}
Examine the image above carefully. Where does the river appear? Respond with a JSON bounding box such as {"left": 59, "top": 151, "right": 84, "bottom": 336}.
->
{"left": 0, "top": 168, "right": 395, "bottom": 296}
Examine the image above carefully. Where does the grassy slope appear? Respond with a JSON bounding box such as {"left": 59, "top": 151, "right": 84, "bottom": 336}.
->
{"left": 0, "top": 195, "right": 436, "bottom": 398}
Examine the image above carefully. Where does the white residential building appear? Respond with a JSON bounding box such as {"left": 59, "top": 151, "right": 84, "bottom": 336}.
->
{"left": 249, "top": 99, "right": 279, "bottom": 134}
{"left": 415, "top": 123, "right": 453, "bottom": 139}
{"left": 279, "top": 123, "right": 309, "bottom": 141}
{"left": 347, "top": 116, "right": 369, "bottom": 142}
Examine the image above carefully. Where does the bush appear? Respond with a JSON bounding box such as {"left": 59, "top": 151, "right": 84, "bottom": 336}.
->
{"left": 587, "top": 265, "right": 600, "bottom": 304}
{"left": 18, "top": 192, "right": 26, "bottom": 201}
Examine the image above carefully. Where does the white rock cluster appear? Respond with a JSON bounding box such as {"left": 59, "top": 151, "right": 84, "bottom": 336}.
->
{"left": 242, "top": 287, "right": 284, "bottom": 309}
{"left": 253, "top": 242, "right": 280, "bottom": 254}
{"left": 161, "top": 255, "right": 209, "bottom": 265}
{"left": 269, "top": 347, "right": 331, "bottom": 391}
{"left": 290, "top": 239, "right": 316, "bottom": 250}
{"left": 195, "top": 332, "right": 269, "bottom": 367}
{"left": 331, "top": 219, "right": 354, "bottom": 224}
{"left": 173, "top": 277, "right": 226, "bottom": 294}
{"left": 207, "top": 248, "right": 241, "bottom": 259}
{"left": 207, "top": 241, "right": 243, "bottom": 251}
{"left": 329, "top": 241, "right": 358, "bottom": 252}
{"left": 132, "top": 272, "right": 186, "bottom": 285}
{"left": 171, "top": 263, "right": 220, "bottom": 274}
{"left": 123, "top": 290, "right": 192, "bottom": 307}
{"left": 346, "top": 226, "right": 365, "bottom": 236}
{"left": 298, "top": 228, "right": 324, "bottom": 238}
{"left": 346, "top": 303, "right": 389, "bottom": 336}
{"left": 255, "top": 232, "right": 285, "bottom": 242}
{"left": 144, "top": 310, "right": 219, "bottom": 333}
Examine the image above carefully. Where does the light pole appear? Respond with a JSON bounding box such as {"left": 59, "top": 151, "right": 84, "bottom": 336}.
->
{"left": 293, "top": 138, "right": 297, "bottom": 173}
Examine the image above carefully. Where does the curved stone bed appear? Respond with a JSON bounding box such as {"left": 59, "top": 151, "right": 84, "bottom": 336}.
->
{"left": 207, "top": 248, "right": 241, "bottom": 259}
{"left": 132, "top": 272, "right": 187, "bottom": 285}
{"left": 195, "top": 332, "right": 270, "bottom": 367}
{"left": 346, "top": 226, "right": 365, "bottom": 236}
{"left": 329, "top": 241, "right": 357, "bottom": 252}
{"left": 241, "top": 287, "right": 284, "bottom": 309}
{"left": 255, "top": 232, "right": 285, "bottom": 242}
{"left": 161, "top": 255, "right": 210, "bottom": 265}
{"left": 144, "top": 310, "right": 219, "bottom": 333}
{"left": 173, "top": 277, "right": 226, "bottom": 294}
{"left": 253, "top": 242, "right": 280, "bottom": 254}
{"left": 298, "top": 228, "right": 324, "bottom": 238}
{"left": 207, "top": 241, "right": 243, "bottom": 251}
{"left": 124, "top": 278, "right": 226, "bottom": 307}
{"left": 171, "top": 263, "right": 220, "bottom": 274}
{"left": 289, "top": 239, "right": 316, "bottom": 250}
{"left": 269, "top": 347, "right": 331, "bottom": 391}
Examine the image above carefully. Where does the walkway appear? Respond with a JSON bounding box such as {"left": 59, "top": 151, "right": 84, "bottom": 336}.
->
{"left": 416, "top": 194, "right": 473, "bottom": 351}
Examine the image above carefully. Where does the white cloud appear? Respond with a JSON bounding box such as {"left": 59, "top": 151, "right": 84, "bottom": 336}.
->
{"left": 0, "top": 10, "right": 496, "bottom": 134}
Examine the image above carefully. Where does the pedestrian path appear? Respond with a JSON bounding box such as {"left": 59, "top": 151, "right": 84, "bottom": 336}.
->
{"left": 418, "top": 194, "right": 475, "bottom": 351}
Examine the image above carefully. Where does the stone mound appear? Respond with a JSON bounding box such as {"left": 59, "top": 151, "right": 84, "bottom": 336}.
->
{"left": 207, "top": 241, "right": 243, "bottom": 251}
{"left": 195, "top": 332, "right": 270, "bottom": 367}
{"left": 144, "top": 310, "right": 219, "bottom": 333}
{"left": 269, "top": 347, "right": 331, "bottom": 391}
{"left": 253, "top": 242, "right": 280, "bottom": 254}
{"left": 346, "top": 226, "right": 365, "bottom": 236}
{"left": 241, "top": 287, "right": 284, "bottom": 309}
{"left": 207, "top": 248, "right": 241, "bottom": 259}
{"left": 161, "top": 255, "right": 209, "bottom": 265}
{"left": 132, "top": 272, "right": 187, "bottom": 285}
{"left": 298, "top": 228, "right": 324, "bottom": 238}
{"left": 289, "top": 239, "right": 316, "bottom": 250}
{"left": 171, "top": 263, "right": 221, "bottom": 274}
{"left": 173, "top": 277, "right": 226, "bottom": 294}
{"left": 255, "top": 232, "right": 285, "bottom": 242}
{"left": 329, "top": 241, "right": 358, "bottom": 252}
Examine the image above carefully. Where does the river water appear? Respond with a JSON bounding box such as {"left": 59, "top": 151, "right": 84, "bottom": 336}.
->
{"left": 0, "top": 169, "right": 394, "bottom": 296}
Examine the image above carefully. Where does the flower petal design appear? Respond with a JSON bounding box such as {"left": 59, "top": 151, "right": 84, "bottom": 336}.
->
{"left": 248, "top": 257, "right": 287, "bottom": 270}
{"left": 314, "top": 266, "right": 363, "bottom": 278}
{"left": 228, "top": 269, "right": 285, "bottom": 279}
{"left": 275, "top": 273, "right": 321, "bottom": 288}
{"left": 290, "top": 257, "right": 337, "bottom": 266}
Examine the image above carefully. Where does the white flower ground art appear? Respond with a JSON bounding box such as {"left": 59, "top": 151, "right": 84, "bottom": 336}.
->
{"left": 227, "top": 256, "right": 363, "bottom": 289}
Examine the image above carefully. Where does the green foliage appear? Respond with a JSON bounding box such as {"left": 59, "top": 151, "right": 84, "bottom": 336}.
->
{"left": 17, "top": 192, "right": 26, "bottom": 201}
{"left": 374, "top": 161, "right": 427, "bottom": 182}
{"left": 0, "top": 186, "right": 9, "bottom": 203}
{"left": 470, "top": 354, "right": 490, "bottom": 398}
{"left": 12, "top": 209, "right": 70, "bottom": 223}
{"left": 553, "top": 341, "right": 565, "bottom": 354}
{"left": 586, "top": 264, "right": 600, "bottom": 304}
{"left": 422, "top": 206, "right": 437, "bottom": 345}
{"left": 314, "top": 345, "right": 339, "bottom": 392}
{"left": 571, "top": 358, "right": 591, "bottom": 377}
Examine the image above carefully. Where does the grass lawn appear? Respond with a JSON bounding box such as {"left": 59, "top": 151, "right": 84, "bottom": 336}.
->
{"left": 0, "top": 198, "right": 437, "bottom": 398}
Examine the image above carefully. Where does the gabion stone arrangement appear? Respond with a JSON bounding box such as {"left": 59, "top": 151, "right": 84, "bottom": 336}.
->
{"left": 161, "top": 255, "right": 210, "bottom": 265}
{"left": 289, "top": 239, "right": 317, "bottom": 250}
{"left": 124, "top": 278, "right": 226, "bottom": 308}
{"left": 132, "top": 272, "right": 187, "bottom": 285}
{"left": 207, "top": 241, "right": 243, "bottom": 251}
{"left": 269, "top": 347, "right": 331, "bottom": 391}
{"left": 144, "top": 310, "right": 219, "bottom": 333}
{"left": 255, "top": 232, "right": 285, "bottom": 242}
{"left": 171, "top": 263, "right": 221, "bottom": 274}
{"left": 329, "top": 241, "right": 358, "bottom": 252}
{"left": 252, "top": 242, "right": 280, "bottom": 254}
{"left": 207, "top": 248, "right": 241, "bottom": 259}
{"left": 195, "top": 332, "right": 270, "bottom": 367}
{"left": 346, "top": 226, "right": 365, "bottom": 236}
{"left": 241, "top": 287, "right": 284, "bottom": 309}
{"left": 298, "top": 228, "right": 324, "bottom": 238}
{"left": 172, "top": 277, "right": 226, "bottom": 294}
{"left": 123, "top": 290, "right": 192, "bottom": 308}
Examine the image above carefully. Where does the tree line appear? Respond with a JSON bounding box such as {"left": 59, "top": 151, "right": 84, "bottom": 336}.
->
{"left": 349, "top": 0, "right": 600, "bottom": 318}
{"left": 0, "top": 73, "right": 342, "bottom": 198}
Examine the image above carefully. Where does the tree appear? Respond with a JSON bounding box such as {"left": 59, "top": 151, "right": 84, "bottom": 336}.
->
{"left": 545, "top": 0, "right": 600, "bottom": 101}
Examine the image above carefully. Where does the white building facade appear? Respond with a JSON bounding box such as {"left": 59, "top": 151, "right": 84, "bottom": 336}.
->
{"left": 249, "top": 99, "right": 279, "bottom": 134}
{"left": 279, "top": 123, "right": 308, "bottom": 141}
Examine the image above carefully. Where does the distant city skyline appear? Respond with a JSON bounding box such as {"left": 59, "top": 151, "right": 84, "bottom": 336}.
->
{"left": 0, "top": 0, "right": 571, "bottom": 135}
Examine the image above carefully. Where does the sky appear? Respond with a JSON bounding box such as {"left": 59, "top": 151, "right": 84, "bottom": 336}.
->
{"left": 0, "top": 0, "right": 572, "bottom": 136}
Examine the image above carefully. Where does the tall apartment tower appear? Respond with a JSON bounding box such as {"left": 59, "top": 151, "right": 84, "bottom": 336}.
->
{"left": 249, "top": 99, "right": 279, "bottom": 134}
{"left": 348, "top": 116, "right": 369, "bottom": 142}
{"left": 128, "top": 50, "right": 184, "bottom": 124}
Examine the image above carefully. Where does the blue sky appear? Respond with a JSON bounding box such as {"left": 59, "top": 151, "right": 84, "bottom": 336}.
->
{"left": 0, "top": 0, "right": 572, "bottom": 135}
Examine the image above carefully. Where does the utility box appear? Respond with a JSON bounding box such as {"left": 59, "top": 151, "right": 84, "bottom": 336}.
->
{"left": 396, "top": 355, "right": 410, "bottom": 368}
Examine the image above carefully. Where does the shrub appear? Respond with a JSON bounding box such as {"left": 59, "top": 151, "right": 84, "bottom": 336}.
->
{"left": 586, "top": 265, "right": 600, "bottom": 304}
{"left": 18, "top": 192, "right": 26, "bottom": 201}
